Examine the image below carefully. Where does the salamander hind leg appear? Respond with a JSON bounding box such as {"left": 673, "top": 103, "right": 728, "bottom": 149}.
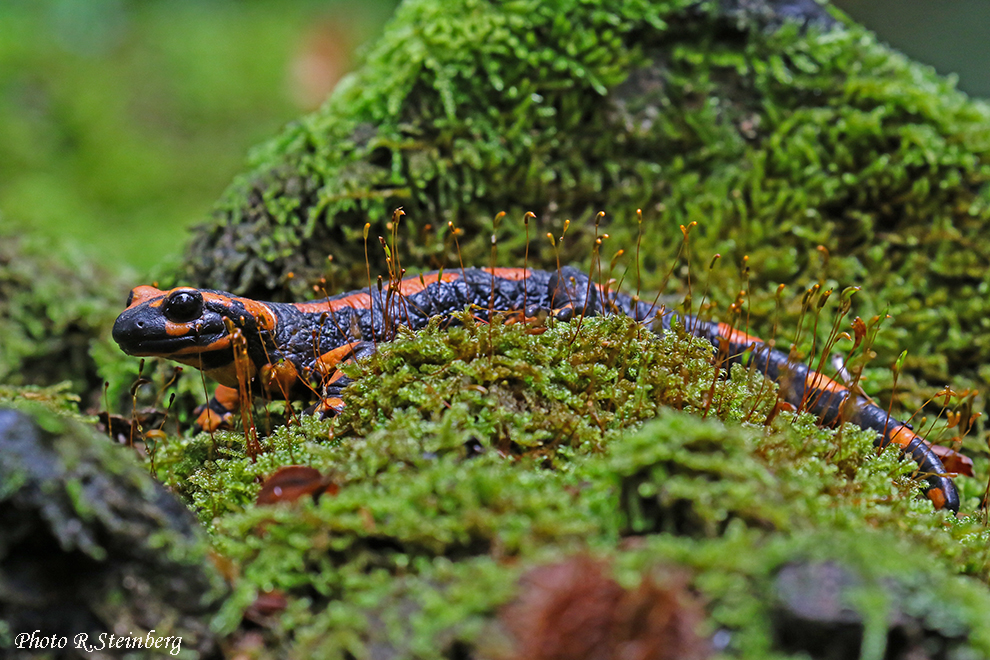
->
{"left": 547, "top": 266, "right": 600, "bottom": 321}
{"left": 310, "top": 341, "right": 377, "bottom": 418}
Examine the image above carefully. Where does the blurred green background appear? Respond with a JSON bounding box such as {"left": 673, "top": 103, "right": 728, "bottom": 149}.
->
{"left": 0, "top": 0, "right": 398, "bottom": 272}
{"left": 0, "top": 0, "right": 986, "bottom": 274}
{"left": 835, "top": 0, "right": 990, "bottom": 99}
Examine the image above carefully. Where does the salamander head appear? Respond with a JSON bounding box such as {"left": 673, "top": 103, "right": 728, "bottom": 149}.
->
{"left": 112, "top": 285, "right": 278, "bottom": 372}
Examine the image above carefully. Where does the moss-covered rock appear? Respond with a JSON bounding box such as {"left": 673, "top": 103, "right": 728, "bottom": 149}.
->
{"left": 0, "top": 226, "right": 128, "bottom": 406}
{"left": 8, "top": 0, "right": 990, "bottom": 656}
{"left": 146, "top": 315, "right": 990, "bottom": 658}
{"left": 183, "top": 0, "right": 990, "bottom": 413}
{"left": 0, "top": 397, "right": 227, "bottom": 657}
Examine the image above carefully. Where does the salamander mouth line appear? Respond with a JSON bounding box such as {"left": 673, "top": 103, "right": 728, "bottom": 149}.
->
{"left": 116, "top": 333, "right": 227, "bottom": 357}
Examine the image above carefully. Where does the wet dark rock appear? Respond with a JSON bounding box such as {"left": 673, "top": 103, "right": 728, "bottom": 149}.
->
{"left": 0, "top": 406, "right": 226, "bottom": 657}
{"left": 773, "top": 561, "right": 969, "bottom": 660}
{"left": 718, "top": 0, "right": 838, "bottom": 30}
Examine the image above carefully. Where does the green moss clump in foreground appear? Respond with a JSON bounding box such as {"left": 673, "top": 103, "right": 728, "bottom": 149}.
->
{"left": 184, "top": 0, "right": 990, "bottom": 415}
{"left": 148, "top": 316, "right": 990, "bottom": 657}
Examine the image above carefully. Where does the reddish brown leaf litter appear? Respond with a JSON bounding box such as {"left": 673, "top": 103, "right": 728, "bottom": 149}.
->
{"left": 499, "top": 556, "right": 710, "bottom": 660}
{"left": 243, "top": 589, "right": 289, "bottom": 627}
{"left": 929, "top": 444, "right": 973, "bottom": 477}
{"left": 256, "top": 465, "right": 338, "bottom": 505}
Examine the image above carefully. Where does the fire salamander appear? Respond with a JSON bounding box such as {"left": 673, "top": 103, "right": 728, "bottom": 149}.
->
{"left": 112, "top": 266, "right": 960, "bottom": 512}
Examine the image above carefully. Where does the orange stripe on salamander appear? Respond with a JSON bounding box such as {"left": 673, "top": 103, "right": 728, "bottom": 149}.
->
{"left": 171, "top": 335, "right": 234, "bottom": 356}
{"left": 394, "top": 267, "right": 529, "bottom": 295}
{"left": 126, "top": 285, "right": 166, "bottom": 309}
{"left": 485, "top": 267, "right": 532, "bottom": 280}
{"left": 927, "top": 487, "right": 947, "bottom": 510}
{"left": 397, "top": 271, "right": 461, "bottom": 296}
{"left": 260, "top": 360, "right": 300, "bottom": 397}
{"left": 715, "top": 323, "right": 763, "bottom": 347}
{"left": 237, "top": 298, "right": 278, "bottom": 331}
{"left": 886, "top": 424, "right": 924, "bottom": 450}
{"left": 714, "top": 323, "right": 769, "bottom": 362}
{"left": 165, "top": 321, "right": 191, "bottom": 337}
{"left": 715, "top": 322, "right": 853, "bottom": 397}
{"left": 803, "top": 371, "right": 852, "bottom": 395}
{"left": 293, "top": 292, "right": 375, "bottom": 314}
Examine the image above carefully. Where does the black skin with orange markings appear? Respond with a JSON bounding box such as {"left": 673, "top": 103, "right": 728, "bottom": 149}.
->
{"left": 112, "top": 266, "right": 960, "bottom": 512}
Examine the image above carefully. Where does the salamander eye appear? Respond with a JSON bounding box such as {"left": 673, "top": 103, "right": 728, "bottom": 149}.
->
{"left": 163, "top": 290, "right": 204, "bottom": 323}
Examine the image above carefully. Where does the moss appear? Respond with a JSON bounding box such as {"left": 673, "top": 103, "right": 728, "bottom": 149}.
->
{"left": 156, "top": 315, "right": 774, "bottom": 516}
{"left": 200, "top": 417, "right": 989, "bottom": 657}
{"left": 142, "top": 315, "right": 990, "bottom": 657}
{"left": 0, "top": 228, "right": 127, "bottom": 402}
{"left": 612, "top": 527, "right": 990, "bottom": 658}
{"left": 0, "top": 381, "right": 80, "bottom": 414}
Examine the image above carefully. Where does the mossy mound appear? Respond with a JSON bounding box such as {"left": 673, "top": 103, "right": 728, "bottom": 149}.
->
{"left": 0, "top": 226, "right": 129, "bottom": 406}
{"left": 145, "top": 316, "right": 990, "bottom": 657}
{"left": 183, "top": 0, "right": 990, "bottom": 411}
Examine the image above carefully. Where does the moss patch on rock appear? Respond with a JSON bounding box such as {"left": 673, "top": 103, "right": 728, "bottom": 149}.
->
{"left": 0, "top": 228, "right": 128, "bottom": 404}
{"left": 0, "top": 393, "right": 227, "bottom": 656}
{"left": 144, "top": 315, "right": 990, "bottom": 658}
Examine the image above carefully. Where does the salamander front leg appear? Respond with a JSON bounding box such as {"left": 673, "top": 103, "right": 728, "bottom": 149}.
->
{"left": 193, "top": 384, "right": 241, "bottom": 433}
{"left": 310, "top": 341, "right": 377, "bottom": 418}
{"left": 546, "top": 266, "right": 601, "bottom": 321}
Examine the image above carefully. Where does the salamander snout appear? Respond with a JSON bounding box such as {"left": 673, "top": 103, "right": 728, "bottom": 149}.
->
{"left": 112, "top": 306, "right": 161, "bottom": 354}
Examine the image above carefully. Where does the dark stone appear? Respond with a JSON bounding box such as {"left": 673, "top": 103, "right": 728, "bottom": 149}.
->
{"left": 773, "top": 561, "right": 865, "bottom": 658}
{"left": 772, "top": 561, "right": 968, "bottom": 660}
{"left": 718, "top": 0, "right": 839, "bottom": 30}
{"left": 0, "top": 407, "right": 226, "bottom": 658}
